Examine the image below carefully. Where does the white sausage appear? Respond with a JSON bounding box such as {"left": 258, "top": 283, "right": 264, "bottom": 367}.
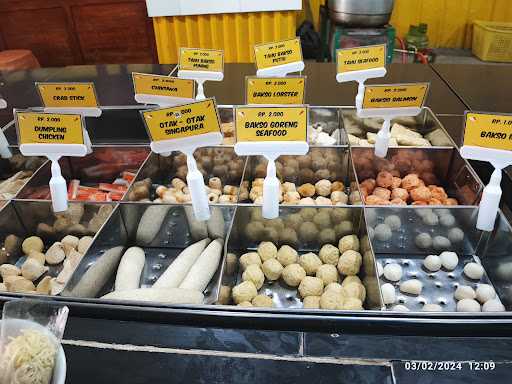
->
{"left": 136, "top": 205, "right": 171, "bottom": 245}
{"left": 179, "top": 238, "right": 223, "bottom": 292}
{"left": 207, "top": 207, "right": 225, "bottom": 239}
{"left": 184, "top": 206, "right": 208, "bottom": 240}
{"left": 153, "top": 238, "right": 210, "bottom": 289}
{"left": 101, "top": 288, "right": 204, "bottom": 304}
{"left": 115, "top": 247, "right": 145, "bottom": 291}
{"left": 68, "top": 246, "right": 124, "bottom": 298}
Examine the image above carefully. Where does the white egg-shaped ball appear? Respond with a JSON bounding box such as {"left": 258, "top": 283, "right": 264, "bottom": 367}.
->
{"left": 457, "top": 298, "right": 481, "bottom": 312}
{"left": 476, "top": 284, "right": 496, "bottom": 304}
{"left": 374, "top": 223, "right": 392, "bottom": 241}
{"left": 423, "top": 255, "right": 442, "bottom": 272}
{"left": 415, "top": 233, "right": 432, "bottom": 249}
{"left": 383, "top": 263, "right": 402, "bottom": 282}
{"left": 439, "top": 251, "right": 459, "bottom": 271}
{"left": 463, "top": 262, "right": 484, "bottom": 280}
{"left": 381, "top": 283, "right": 396, "bottom": 305}
{"left": 392, "top": 304, "right": 409, "bottom": 312}
{"left": 482, "top": 299, "right": 505, "bottom": 312}
{"left": 423, "top": 303, "right": 443, "bottom": 312}
{"left": 454, "top": 285, "right": 476, "bottom": 301}
{"left": 384, "top": 215, "right": 401, "bottom": 231}
{"left": 399, "top": 279, "right": 423, "bottom": 295}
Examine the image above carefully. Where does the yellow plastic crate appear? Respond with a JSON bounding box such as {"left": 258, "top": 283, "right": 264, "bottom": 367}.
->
{"left": 472, "top": 20, "right": 512, "bottom": 62}
{"left": 152, "top": 11, "right": 297, "bottom": 64}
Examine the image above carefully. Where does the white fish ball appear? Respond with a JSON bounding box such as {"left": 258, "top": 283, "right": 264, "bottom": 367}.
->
{"left": 374, "top": 223, "right": 392, "bottom": 241}
{"left": 392, "top": 304, "right": 409, "bottom": 312}
{"left": 415, "top": 233, "right": 432, "bottom": 249}
{"left": 439, "top": 214, "right": 456, "bottom": 227}
{"left": 448, "top": 227, "right": 464, "bottom": 243}
{"left": 399, "top": 279, "right": 423, "bottom": 295}
{"left": 423, "top": 303, "right": 443, "bottom": 312}
{"left": 384, "top": 215, "right": 401, "bottom": 231}
{"left": 423, "top": 255, "right": 442, "bottom": 272}
{"left": 440, "top": 251, "right": 459, "bottom": 270}
{"left": 482, "top": 299, "right": 505, "bottom": 312}
{"left": 476, "top": 284, "right": 496, "bottom": 303}
{"left": 433, "top": 236, "right": 451, "bottom": 251}
{"left": 457, "top": 298, "right": 481, "bottom": 312}
{"left": 383, "top": 263, "right": 402, "bottom": 282}
{"left": 381, "top": 283, "right": 396, "bottom": 305}
{"left": 454, "top": 285, "right": 476, "bottom": 301}
{"left": 463, "top": 262, "right": 484, "bottom": 280}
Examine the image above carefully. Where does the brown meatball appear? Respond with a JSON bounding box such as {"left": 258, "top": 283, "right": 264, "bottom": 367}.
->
{"left": 391, "top": 187, "right": 409, "bottom": 201}
{"left": 373, "top": 187, "right": 391, "bottom": 201}
{"left": 401, "top": 174, "right": 421, "bottom": 191}
{"left": 429, "top": 186, "right": 448, "bottom": 202}
{"left": 410, "top": 186, "right": 432, "bottom": 202}
{"left": 376, "top": 171, "right": 393, "bottom": 188}
{"left": 390, "top": 198, "right": 407, "bottom": 205}
{"left": 360, "top": 179, "right": 376, "bottom": 194}
{"left": 365, "top": 195, "right": 390, "bottom": 205}
{"left": 444, "top": 198, "right": 458, "bottom": 205}
{"left": 391, "top": 177, "right": 402, "bottom": 189}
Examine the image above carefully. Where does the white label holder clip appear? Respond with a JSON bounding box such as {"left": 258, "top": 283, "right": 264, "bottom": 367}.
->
{"left": 178, "top": 70, "right": 223, "bottom": 101}
{"left": 256, "top": 61, "right": 305, "bottom": 78}
{"left": 134, "top": 93, "right": 195, "bottom": 108}
{"left": 358, "top": 106, "right": 422, "bottom": 158}
{"left": 336, "top": 67, "right": 386, "bottom": 111}
{"left": 151, "top": 132, "right": 223, "bottom": 221}
{"left": 460, "top": 145, "right": 511, "bottom": 231}
{"left": 20, "top": 143, "right": 88, "bottom": 212}
{"left": 235, "top": 141, "right": 309, "bottom": 219}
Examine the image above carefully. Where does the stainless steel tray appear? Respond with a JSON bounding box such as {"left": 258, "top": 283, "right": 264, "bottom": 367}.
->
{"left": 352, "top": 147, "right": 483, "bottom": 206}
{"left": 62, "top": 203, "right": 236, "bottom": 305}
{"left": 342, "top": 107, "right": 455, "bottom": 148}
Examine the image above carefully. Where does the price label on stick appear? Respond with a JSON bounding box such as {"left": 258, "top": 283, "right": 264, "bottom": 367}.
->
{"left": 37, "top": 82, "right": 99, "bottom": 108}
{"left": 246, "top": 76, "right": 305, "bottom": 105}
{"left": 362, "top": 83, "right": 429, "bottom": 109}
{"left": 141, "top": 99, "right": 222, "bottom": 221}
{"left": 17, "top": 112, "right": 84, "bottom": 146}
{"left": 15, "top": 110, "right": 87, "bottom": 213}
{"left": 464, "top": 112, "right": 512, "bottom": 151}
{"left": 179, "top": 48, "right": 224, "bottom": 73}
{"left": 132, "top": 73, "right": 195, "bottom": 99}
{"left": 254, "top": 38, "right": 303, "bottom": 70}
{"left": 337, "top": 44, "right": 386, "bottom": 74}
{"left": 142, "top": 99, "right": 221, "bottom": 143}
{"left": 235, "top": 106, "right": 308, "bottom": 142}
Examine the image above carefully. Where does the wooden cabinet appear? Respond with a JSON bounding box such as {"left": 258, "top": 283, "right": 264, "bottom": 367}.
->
{"left": 0, "top": 0, "right": 157, "bottom": 66}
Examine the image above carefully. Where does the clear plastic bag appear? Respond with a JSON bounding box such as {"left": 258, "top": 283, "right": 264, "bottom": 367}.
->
{"left": 0, "top": 299, "right": 69, "bottom": 384}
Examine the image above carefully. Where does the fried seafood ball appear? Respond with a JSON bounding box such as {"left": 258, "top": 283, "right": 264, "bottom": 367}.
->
{"left": 331, "top": 208, "right": 351, "bottom": 224}
{"left": 252, "top": 295, "right": 273, "bottom": 307}
{"left": 342, "top": 297, "right": 363, "bottom": 310}
{"left": 325, "top": 282, "right": 344, "bottom": 295}
{"left": 401, "top": 174, "right": 421, "bottom": 190}
{"left": 303, "top": 296, "right": 321, "bottom": 309}
{"left": 297, "top": 183, "right": 315, "bottom": 198}
{"left": 391, "top": 188, "right": 409, "bottom": 201}
{"left": 318, "top": 244, "right": 340, "bottom": 265}
{"left": 280, "top": 228, "right": 298, "bottom": 246}
{"left": 299, "top": 222, "right": 319, "bottom": 242}
{"left": 376, "top": 171, "right": 393, "bottom": 188}
{"left": 360, "top": 179, "right": 376, "bottom": 193}
{"left": 315, "top": 196, "right": 333, "bottom": 205}
{"left": 365, "top": 195, "right": 389, "bottom": 205}
{"left": 331, "top": 191, "right": 348, "bottom": 205}
{"left": 320, "top": 290, "right": 343, "bottom": 310}
{"left": 257, "top": 241, "right": 277, "bottom": 261}
{"left": 331, "top": 181, "right": 345, "bottom": 192}
{"left": 262, "top": 258, "right": 284, "bottom": 280}
{"left": 316, "top": 264, "right": 339, "bottom": 285}
{"left": 276, "top": 245, "right": 298, "bottom": 266}
{"left": 245, "top": 220, "right": 264, "bottom": 241}
{"left": 237, "top": 301, "right": 253, "bottom": 307}
{"left": 285, "top": 213, "right": 303, "bottom": 230}
{"left": 298, "top": 276, "right": 324, "bottom": 297}
{"left": 300, "top": 207, "right": 317, "bottom": 221}
{"left": 299, "top": 253, "right": 323, "bottom": 275}
{"left": 313, "top": 211, "right": 331, "bottom": 229}
{"left": 391, "top": 177, "right": 402, "bottom": 189}
{"left": 338, "top": 235, "right": 360, "bottom": 253}
{"left": 299, "top": 197, "right": 316, "bottom": 205}
{"left": 373, "top": 187, "right": 391, "bottom": 201}
{"left": 337, "top": 250, "right": 362, "bottom": 276}
{"left": 282, "top": 264, "right": 307, "bottom": 287}
{"left": 334, "top": 221, "right": 354, "bottom": 238}
{"left": 239, "top": 252, "right": 262, "bottom": 270}
{"left": 319, "top": 228, "right": 336, "bottom": 245}
{"left": 242, "top": 264, "right": 265, "bottom": 289}
{"left": 342, "top": 282, "right": 366, "bottom": 301}
{"left": 315, "top": 180, "right": 332, "bottom": 197}
{"left": 349, "top": 190, "right": 363, "bottom": 204}
{"left": 232, "top": 281, "right": 257, "bottom": 304}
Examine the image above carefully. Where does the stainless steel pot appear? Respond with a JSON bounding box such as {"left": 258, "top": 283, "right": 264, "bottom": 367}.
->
{"left": 328, "top": 0, "right": 395, "bottom": 26}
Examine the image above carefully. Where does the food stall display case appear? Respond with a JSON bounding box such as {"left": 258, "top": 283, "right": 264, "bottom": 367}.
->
{"left": 1, "top": 103, "right": 512, "bottom": 337}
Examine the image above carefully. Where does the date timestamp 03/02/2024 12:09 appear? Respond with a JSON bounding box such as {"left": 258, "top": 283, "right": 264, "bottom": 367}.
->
{"left": 403, "top": 361, "right": 496, "bottom": 371}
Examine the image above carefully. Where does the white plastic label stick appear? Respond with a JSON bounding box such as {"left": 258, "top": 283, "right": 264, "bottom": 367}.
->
{"left": 185, "top": 149, "right": 210, "bottom": 221}
{"left": 49, "top": 156, "right": 68, "bottom": 212}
